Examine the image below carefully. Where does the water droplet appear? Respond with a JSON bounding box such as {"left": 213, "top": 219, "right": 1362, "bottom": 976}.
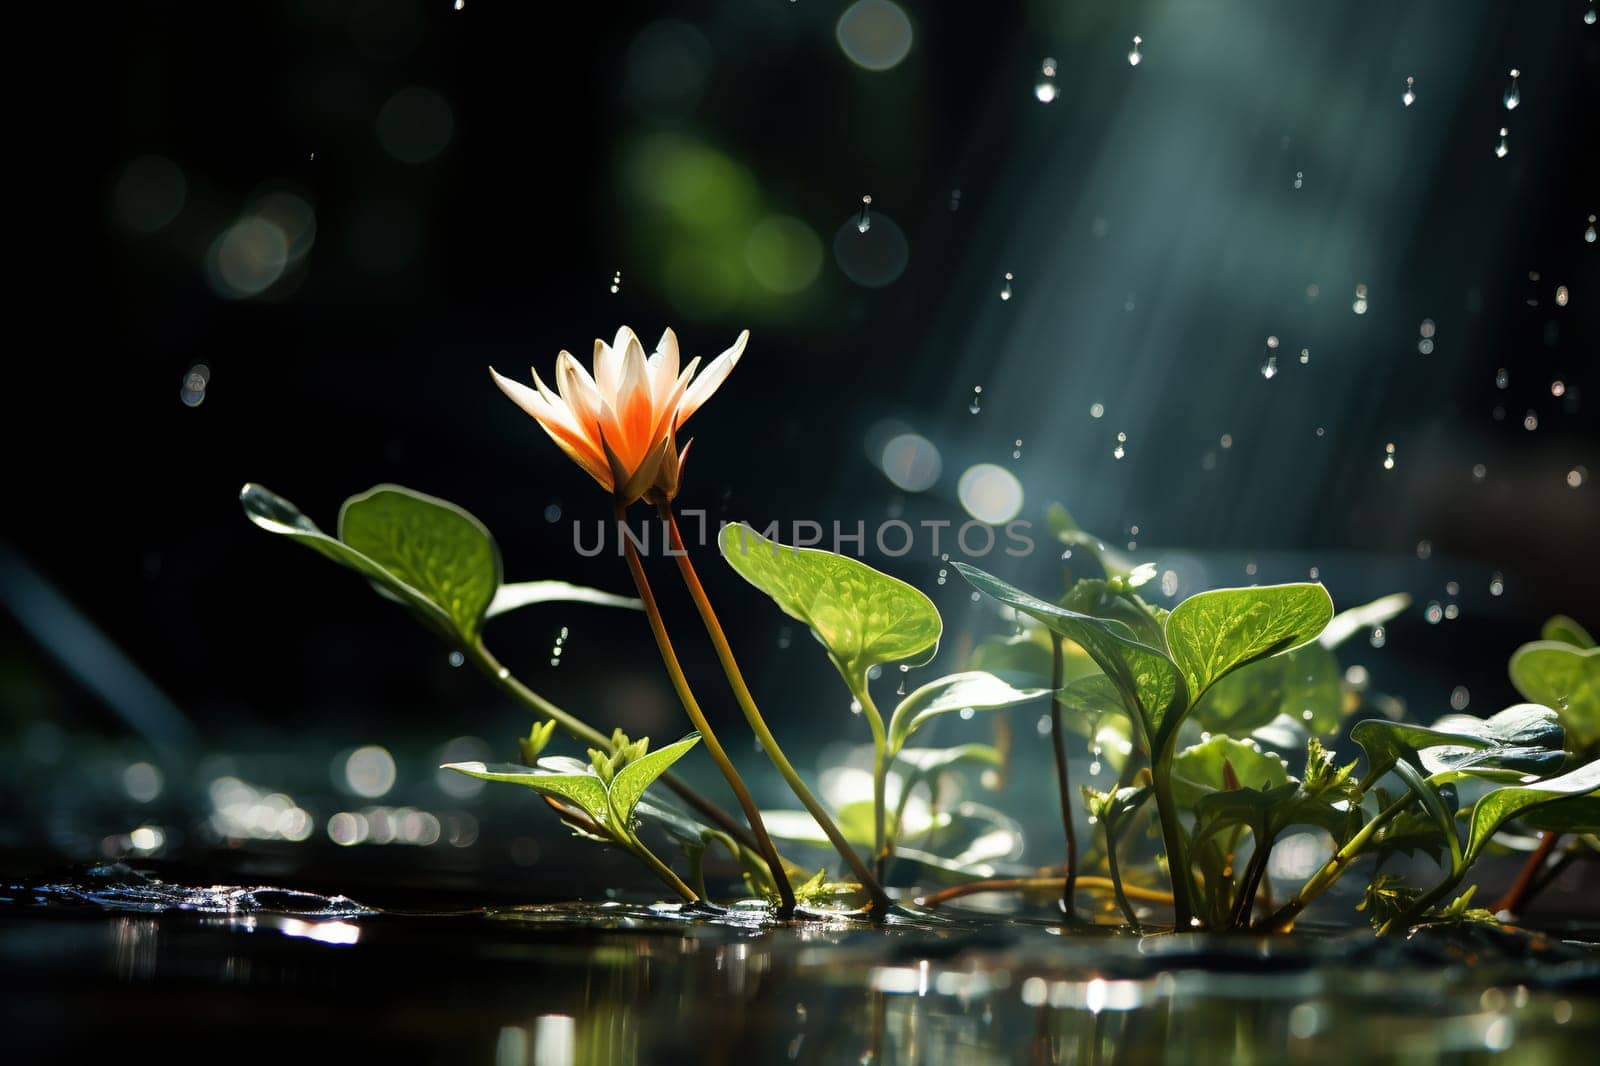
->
{"left": 949, "top": 188, "right": 962, "bottom": 211}
{"left": 179, "top": 363, "right": 210, "bottom": 407}
{"left": 1293, "top": 171, "right": 1303, "bottom": 190}
{"left": 1402, "top": 76, "right": 1416, "bottom": 108}
{"left": 1569, "top": 466, "right": 1589, "bottom": 488}
{"left": 1220, "top": 433, "right": 1234, "bottom": 449}
{"left": 609, "top": 270, "right": 621, "bottom": 294}
{"left": 454, "top": 0, "right": 464, "bottom": 9}
{"left": 1113, "top": 431, "right": 1127, "bottom": 460}
{"left": 1495, "top": 127, "right": 1509, "bottom": 159}
{"left": 1299, "top": 347, "right": 1311, "bottom": 365}
{"left": 1260, "top": 355, "right": 1278, "bottom": 379}
{"left": 1352, "top": 282, "right": 1369, "bottom": 315}
{"left": 1034, "top": 57, "right": 1059, "bottom": 103}
{"left": 1496, "top": 367, "right": 1510, "bottom": 389}
{"left": 857, "top": 194, "right": 873, "bottom": 234}
{"left": 549, "top": 625, "right": 569, "bottom": 667}
{"left": 1523, "top": 410, "right": 1539, "bottom": 431}
{"left": 999, "top": 272, "right": 1014, "bottom": 301}
{"left": 1127, "top": 35, "right": 1143, "bottom": 66}
{"left": 1552, "top": 379, "right": 1567, "bottom": 397}
{"left": 1383, "top": 441, "right": 1396, "bottom": 470}
{"left": 1503, "top": 68, "right": 1521, "bottom": 111}
{"left": 1587, "top": 215, "right": 1597, "bottom": 243}
{"left": 1445, "top": 580, "right": 1460, "bottom": 596}
{"left": 1473, "top": 463, "right": 1488, "bottom": 481}
{"left": 1555, "top": 285, "right": 1569, "bottom": 307}
{"left": 1245, "top": 561, "right": 1258, "bottom": 577}
{"left": 1012, "top": 437, "right": 1024, "bottom": 460}
{"left": 1587, "top": 2, "right": 1597, "bottom": 26}
{"left": 1419, "top": 318, "right": 1436, "bottom": 338}
{"left": 448, "top": 650, "right": 465, "bottom": 667}
{"left": 896, "top": 677, "right": 906, "bottom": 696}
{"left": 1089, "top": 401, "right": 1105, "bottom": 419}
{"left": 1160, "top": 570, "right": 1179, "bottom": 597}
{"left": 968, "top": 385, "right": 983, "bottom": 414}
{"left": 1489, "top": 572, "right": 1505, "bottom": 596}
{"left": 1424, "top": 601, "right": 1443, "bottom": 624}
{"left": 1450, "top": 686, "right": 1470, "bottom": 711}
{"left": 849, "top": 698, "right": 863, "bottom": 716}
{"left": 1309, "top": 565, "right": 1321, "bottom": 579}
{"left": 1369, "top": 626, "right": 1387, "bottom": 648}
{"left": 777, "top": 625, "right": 793, "bottom": 649}
{"left": 1416, "top": 538, "right": 1433, "bottom": 560}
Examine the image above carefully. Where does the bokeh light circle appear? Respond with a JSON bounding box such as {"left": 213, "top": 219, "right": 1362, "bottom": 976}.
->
{"left": 746, "top": 215, "right": 823, "bottom": 294}
{"left": 957, "top": 463, "right": 1024, "bottom": 524}
{"left": 880, "top": 433, "right": 942, "bottom": 492}
{"left": 206, "top": 218, "right": 289, "bottom": 299}
{"left": 836, "top": 0, "right": 914, "bottom": 72}
{"left": 112, "top": 155, "right": 187, "bottom": 233}
{"left": 834, "top": 211, "right": 909, "bottom": 288}
{"left": 376, "top": 87, "right": 454, "bottom": 164}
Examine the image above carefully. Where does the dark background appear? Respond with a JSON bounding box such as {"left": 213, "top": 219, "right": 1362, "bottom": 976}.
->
{"left": 2, "top": 0, "right": 1596, "bottom": 898}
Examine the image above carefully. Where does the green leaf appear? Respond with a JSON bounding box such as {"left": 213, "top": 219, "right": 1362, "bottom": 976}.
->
{"left": 1318, "top": 593, "right": 1411, "bottom": 650}
{"left": 1060, "top": 579, "right": 1168, "bottom": 651}
{"left": 1171, "top": 735, "right": 1290, "bottom": 807}
{"left": 1189, "top": 643, "right": 1343, "bottom": 737}
{"left": 607, "top": 734, "right": 701, "bottom": 826}
{"left": 886, "top": 671, "right": 1046, "bottom": 754}
{"left": 954, "top": 563, "right": 1186, "bottom": 752}
{"left": 1519, "top": 794, "right": 1600, "bottom": 834}
{"left": 1164, "top": 584, "right": 1335, "bottom": 706}
{"left": 1391, "top": 758, "right": 1462, "bottom": 869}
{"left": 1351, "top": 704, "right": 1566, "bottom": 779}
{"left": 720, "top": 522, "right": 941, "bottom": 677}
{"left": 1509, "top": 642, "right": 1600, "bottom": 749}
{"left": 487, "top": 581, "right": 641, "bottom": 618}
{"left": 1541, "top": 615, "right": 1596, "bottom": 650}
{"left": 1465, "top": 760, "right": 1600, "bottom": 863}
{"left": 337, "top": 485, "right": 501, "bottom": 644}
{"left": 893, "top": 744, "right": 1005, "bottom": 776}
{"left": 440, "top": 761, "right": 610, "bottom": 827}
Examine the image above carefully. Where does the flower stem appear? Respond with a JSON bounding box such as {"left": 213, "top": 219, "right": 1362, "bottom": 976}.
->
{"left": 462, "top": 640, "right": 762, "bottom": 858}
{"left": 1049, "top": 634, "right": 1079, "bottom": 921}
{"left": 613, "top": 500, "right": 796, "bottom": 915}
{"left": 655, "top": 500, "right": 890, "bottom": 913}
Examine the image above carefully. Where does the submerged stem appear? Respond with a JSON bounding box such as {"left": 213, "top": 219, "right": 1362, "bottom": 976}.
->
{"left": 655, "top": 500, "right": 889, "bottom": 913}
{"left": 1049, "top": 634, "right": 1079, "bottom": 921}
{"left": 918, "top": 874, "right": 1174, "bottom": 910}
{"left": 614, "top": 499, "right": 796, "bottom": 915}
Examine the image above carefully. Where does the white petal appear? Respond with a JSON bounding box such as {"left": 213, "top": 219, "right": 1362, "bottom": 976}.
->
{"left": 650, "top": 327, "right": 680, "bottom": 407}
{"left": 676, "top": 330, "right": 747, "bottom": 429}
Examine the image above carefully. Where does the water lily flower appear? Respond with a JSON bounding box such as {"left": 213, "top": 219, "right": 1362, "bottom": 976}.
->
{"left": 490, "top": 326, "right": 748, "bottom": 503}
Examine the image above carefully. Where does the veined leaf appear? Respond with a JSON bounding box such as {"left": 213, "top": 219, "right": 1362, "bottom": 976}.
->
{"left": 1519, "top": 794, "right": 1600, "bottom": 834}
{"left": 607, "top": 734, "right": 701, "bottom": 825}
{"left": 1541, "top": 615, "right": 1596, "bottom": 650}
{"left": 1509, "top": 642, "right": 1600, "bottom": 748}
{"left": 886, "top": 671, "right": 1045, "bottom": 754}
{"left": 339, "top": 485, "right": 501, "bottom": 644}
{"left": 954, "top": 563, "right": 1186, "bottom": 752}
{"left": 1189, "top": 642, "right": 1342, "bottom": 737}
{"left": 1465, "top": 760, "right": 1600, "bottom": 863}
{"left": 1171, "top": 735, "right": 1290, "bottom": 807}
{"left": 720, "top": 522, "right": 941, "bottom": 677}
{"left": 440, "top": 761, "right": 610, "bottom": 827}
{"left": 1351, "top": 704, "right": 1565, "bottom": 779}
{"left": 1164, "top": 584, "right": 1334, "bottom": 706}
{"left": 487, "top": 580, "right": 641, "bottom": 617}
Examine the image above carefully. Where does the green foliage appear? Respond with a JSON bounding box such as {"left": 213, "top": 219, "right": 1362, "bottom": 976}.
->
{"left": 1189, "top": 643, "right": 1342, "bottom": 737}
{"left": 886, "top": 672, "right": 1046, "bottom": 755}
{"left": 242, "top": 482, "right": 638, "bottom": 647}
{"left": 1463, "top": 760, "right": 1600, "bottom": 864}
{"left": 720, "top": 522, "right": 941, "bottom": 679}
{"left": 1164, "top": 584, "right": 1335, "bottom": 707}
{"left": 1541, "top": 615, "right": 1596, "bottom": 649}
{"left": 1351, "top": 704, "right": 1566, "bottom": 781}
{"left": 1509, "top": 641, "right": 1600, "bottom": 749}
{"left": 518, "top": 720, "right": 558, "bottom": 765}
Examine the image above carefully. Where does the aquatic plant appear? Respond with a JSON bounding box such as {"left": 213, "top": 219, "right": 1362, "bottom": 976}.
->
{"left": 244, "top": 325, "right": 1600, "bottom": 933}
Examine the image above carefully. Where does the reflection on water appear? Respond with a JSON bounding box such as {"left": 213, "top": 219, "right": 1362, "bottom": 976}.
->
{"left": 3, "top": 870, "right": 1599, "bottom": 1063}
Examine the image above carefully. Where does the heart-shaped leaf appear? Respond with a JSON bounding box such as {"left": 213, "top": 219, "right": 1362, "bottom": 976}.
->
{"left": 1189, "top": 642, "right": 1343, "bottom": 737}
{"left": 954, "top": 563, "right": 1186, "bottom": 753}
{"left": 721, "top": 522, "right": 941, "bottom": 679}
{"left": 1171, "top": 735, "right": 1291, "bottom": 807}
{"left": 607, "top": 734, "right": 701, "bottom": 826}
{"left": 885, "top": 671, "right": 1046, "bottom": 754}
{"left": 1164, "top": 584, "right": 1335, "bottom": 706}
{"left": 1351, "top": 704, "right": 1566, "bottom": 779}
{"left": 1509, "top": 642, "right": 1600, "bottom": 748}
{"left": 1465, "top": 760, "right": 1600, "bottom": 863}
{"left": 337, "top": 485, "right": 502, "bottom": 643}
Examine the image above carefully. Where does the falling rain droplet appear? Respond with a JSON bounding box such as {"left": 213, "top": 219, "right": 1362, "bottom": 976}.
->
{"left": 1352, "top": 282, "right": 1369, "bottom": 315}
{"left": 1416, "top": 539, "right": 1433, "bottom": 560}
{"left": 1127, "top": 35, "right": 1143, "bottom": 66}
{"left": 1402, "top": 76, "right": 1416, "bottom": 108}
{"left": 1035, "top": 57, "right": 1059, "bottom": 103}
{"left": 448, "top": 650, "right": 465, "bottom": 667}
{"left": 1495, "top": 127, "right": 1509, "bottom": 159}
{"left": 1012, "top": 438, "right": 1023, "bottom": 460}
{"left": 1570, "top": 466, "right": 1589, "bottom": 489}
{"left": 1586, "top": 2, "right": 1597, "bottom": 25}
{"left": 949, "top": 188, "right": 962, "bottom": 211}
{"left": 1113, "top": 431, "right": 1127, "bottom": 460}
{"left": 1496, "top": 367, "right": 1510, "bottom": 389}
{"left": 1299, "top": 348, "right": 1310, "bottom": 365}
{"left": 609, "top": 271, "right": 621, "bottom": 294}
{"left": 1489, "top": 572, "right": 1505, "bottom": 596}
{"left": 1424, "top": 601, "right": 1443, "bottom": 624}
{"left": 969, "top": 385, "right": 983, "bottom": 414}
{"left": 179, "top": 364, "right": 210, "bottom": 407}
{"left": 1000, "top": 272, "right": 1014, "bottom": 301}
{"left": 1382, "top": 441, "right": 1396, "bottom": 470}
{"left": 1552, "top": 379, "right": 1567, "bottom": 397}
{"left": 1089, "top": 401, "right": 1104, "bottom": 419}
{"left": 1293, "top": 171, "right": 1303, "bottom": 190}
{"left": 1503, "top": 68, "right": 1521, "bottom": 111}
{"left": 1523, "top": 410, "right": 1539, "bottom": 431}
{"left": 1370, "top": 626, "right": 1388, "bottom": 649}
{"left": 857, "top": 195, "right": 873, "bottom": 234}
{"left": 1555, "top": 286, "right": 1569, "bottom": 307}
{"left": 454, "top": 0, "right": 464, "bottom": 9}
{"left": 1261, "top": 355, "right": 1278, "bottom": 379}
